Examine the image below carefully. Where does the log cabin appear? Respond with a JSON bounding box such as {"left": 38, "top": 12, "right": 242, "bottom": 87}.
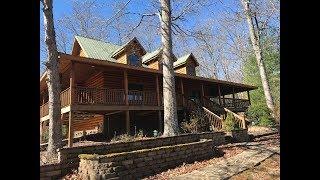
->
{"left": 40, "top": 36, "right": 257, "bottom": 147}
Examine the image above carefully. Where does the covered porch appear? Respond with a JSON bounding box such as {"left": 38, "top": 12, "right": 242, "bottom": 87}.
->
{"left": 39, "top": 53, "right": 256, "bottom": 147}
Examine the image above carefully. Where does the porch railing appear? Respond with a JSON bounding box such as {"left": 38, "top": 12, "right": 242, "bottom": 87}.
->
{"left": 40, "top": 102, "right": 49, "bottom": 117}
{"left": 128, "top": 90, "right": 157, "bottom": 106}
{"left": 40, "top": 87, "right": 71, "bottom": 118}
{"left": 75, "top": 86, "right": 125, "bottom": 105}
{"left": 61, "top": 87, "right": 70, "bottom": 107}
{"left": 223, "top": 97, "right": 250, "bottom": 109}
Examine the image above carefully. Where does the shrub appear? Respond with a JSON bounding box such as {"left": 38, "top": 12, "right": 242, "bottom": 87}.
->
{"left": 180, "top": 118, "right": 199, "bottom": 133}
{"left": 111, "top": 134, "right": 133, "bottom": 142}
{"left": 246, "top": 103, "right": 271, "bottom": 121}
{"left": 258, "top": 116, "right": 275, "bottom": 127}
{"left": 180, "top": 108, "right": 211, "bottom": 133}
{"left": 222, "top": 112, "right": 240, "bottom": 131}
{"left": 135, "top": 129, "right": 144, "bottom": 139}
{"left": 111, "top": 129, "right": 150, "bottom": 142}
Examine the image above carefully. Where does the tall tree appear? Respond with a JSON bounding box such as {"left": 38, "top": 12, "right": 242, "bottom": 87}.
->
{"left": 160, "top": 0, "right": 179, "bottom": 136}
{"left": 41, "top": 0, "right": 62, "bottom": 158}
{"left": 241, "top": 0, "right": 276, "bottom": 120}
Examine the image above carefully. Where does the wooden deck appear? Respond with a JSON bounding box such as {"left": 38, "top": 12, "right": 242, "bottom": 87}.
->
{"left": 40, "top": 86, "right": 250, "bottom": 119}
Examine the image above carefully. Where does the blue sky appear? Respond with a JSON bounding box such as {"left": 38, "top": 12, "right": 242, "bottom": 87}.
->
{"left": 40, "top": 0, "right": 279, "bottom": 80}
{"left": 40, "top": 0, "right": 239, "bottom": 71}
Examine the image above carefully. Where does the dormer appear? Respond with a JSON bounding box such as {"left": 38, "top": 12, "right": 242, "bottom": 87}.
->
{"left": 142, "top": 48, "right": 162, "bottom": 70}
{"left": 142, "top": 48, "right": 179, "bottom": 71}
{"left": 111, "top": 38, "right": 147, "bottom": 66}
{"left": 174, "top": 53, "right": 199, "bottom": 76}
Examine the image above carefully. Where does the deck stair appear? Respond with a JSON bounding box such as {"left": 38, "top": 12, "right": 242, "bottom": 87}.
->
{"left": 181, "top": 95, "right": 250, "bottom": 130}
{"left": 182, "top": 96, "right": 223, "bottom": 130}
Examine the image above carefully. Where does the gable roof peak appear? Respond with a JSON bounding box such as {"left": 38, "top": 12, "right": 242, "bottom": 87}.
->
{"left": 173, "top": 53, "right": 199, "bottom": 68}
{"left": 111, "top": 37, "right": 146, "bottom": 58}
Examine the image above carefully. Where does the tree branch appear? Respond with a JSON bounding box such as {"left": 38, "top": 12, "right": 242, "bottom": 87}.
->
{"left": 125, "top": 12, "right": 159, "bottom": 39}
{"left": 104, "top": 0, "right": 132, "bottom": 27}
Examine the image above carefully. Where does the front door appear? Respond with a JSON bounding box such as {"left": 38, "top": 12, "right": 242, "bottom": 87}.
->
{"left": 128, "top": 83, "right": 144, "bottom": 104}
{"left": 190, "top": 90, "right": 201, "bottom": 103}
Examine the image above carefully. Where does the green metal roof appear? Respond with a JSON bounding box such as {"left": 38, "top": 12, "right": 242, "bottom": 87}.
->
{"left": 173, "top": 53, "right": 199, "bottom": 68}
{"left": 75, "top": 36, "right": 121, "bottom": 62}
{"left": 111, "top": 37, "right": 147, "bottom": 58}
{"left": 141, "top": 48, "right": 162, "bottom": 64}
{"left": 74, "top": 36, "right": 198, "bottom": 68}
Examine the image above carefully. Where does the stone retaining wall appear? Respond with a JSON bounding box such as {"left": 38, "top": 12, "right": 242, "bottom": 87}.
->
{"left": 58, "top": 132, "right": 225, "bottom": 170}
{"left": 40, "top": 163, "right": 62, "bottom": 180}
{"left": 78, "top": 139, "right": 217, "bottom": 179}
{"left": 40, "top": 132, "right": 225, "bottom": 179}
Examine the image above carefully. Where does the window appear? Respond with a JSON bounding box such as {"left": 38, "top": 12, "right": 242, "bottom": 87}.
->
{"left": 187, "top": 65, "right": 196, "bottom": 76}
{"left": 128, "top": 54, "right": 140, "bottom": 66}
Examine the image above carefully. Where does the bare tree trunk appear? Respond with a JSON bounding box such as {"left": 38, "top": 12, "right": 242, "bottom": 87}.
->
{"left": 41, "top": 0, "right": 62, "bottom": 157}
{"left": 241, "top": 0, "right": 276, "bottom": 120}
{"left": 159, "top": 0, "right": 179, "bottom": 136}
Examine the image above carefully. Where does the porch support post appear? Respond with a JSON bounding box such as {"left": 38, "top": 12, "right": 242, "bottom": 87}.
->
{"left": 68, "top": 61, "right": 75, "bottom": 147}
{"left": 124, "top": 70, "right": 129, "bottom": 105}
{"left": 232, "top": 86, "right": 235, "bottom": 108}
{"left": 42, "top": 94, "right": 45, "bottom": 105}
{"left": 201, "top": 83, "right": 205, "bottom": 103}
{"left": 158, "top": 111, "right": 162, "bottom": 133}
{"left": 217, "top": 84, "right": 222, "bottom": 106}
{"left": 223, "top": 95, "right": 226, "bottom": 106}
{"left": 68, "top": 111, "right": 74, "bottom": 147}
{"left": 247, "top": 90, "right": 251, "bottom": 105}
{"left": 40, "top": 122, "right": 43, "bottom": 143}
{"left": 41, "top": 95, "right": 45, "bottom": 118}
{"left": 156, "top": 75, "right": 162, "bottom": 132}
{"left": 180, "top": 79, "right": 185, "bottom": 106}
{"left": 125, "top": 111, "right": 130, "bottom": 134}
{"left": 156, "top": 75, "right": 160, "bottom": 106}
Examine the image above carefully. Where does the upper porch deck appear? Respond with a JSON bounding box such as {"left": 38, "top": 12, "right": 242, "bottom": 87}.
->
{"left": 40, "top": 53, "right": 255, "bottom": 120}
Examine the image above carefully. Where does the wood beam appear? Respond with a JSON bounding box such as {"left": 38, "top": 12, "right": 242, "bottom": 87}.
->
{"left": 217, "top": 84, "right": 222, "bottom": 106}
{"left": 222, "top": 95, "right": 226, "bottom": 108}
{"left": 232, "top": 86, "right": 235, "bottom": 108}
{"left": 68, "top": 62, "right": 75, "bottom": 147}
{"left": 247, "top": 90, "right": 251, "bottom": 105}
{"left": 105, "top": 111, "right": 123, "bottom": 116}
{"left": 73, "top": 104, "right": 162, "bottom": 111}
{"left": 68, "top": 111, "right": 74, "bottom": 147}
{"left": 124, "top": 70, "right": 129, "bottom": 106}
{"left": 156, "top": 75, "right": 160, "bottom": 106}
{"left": 180, "top": 79, "right": 185, "bottom": 106}
{"left": 125, "top": 110, "right": 130, "bottom": 134}
{"left": 40, "top": 122, "right": 43, "bottom": 143}
{"left": 201, "top": 83, "right": 205, "bottom": 97}
{"left": 158, "top": 110, "right": 162, "bottom": 133}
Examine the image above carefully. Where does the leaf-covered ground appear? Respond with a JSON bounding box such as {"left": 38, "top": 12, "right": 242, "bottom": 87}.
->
{"left": 230, "top": 154, "right": 280, "bottom": 180}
